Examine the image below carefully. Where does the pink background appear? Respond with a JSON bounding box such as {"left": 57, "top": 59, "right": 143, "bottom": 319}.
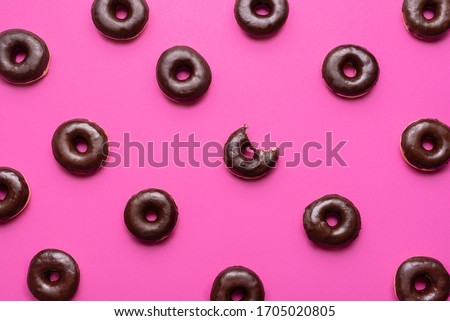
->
{"left": 1, "top": 0, "right": 449, "bottom": 300}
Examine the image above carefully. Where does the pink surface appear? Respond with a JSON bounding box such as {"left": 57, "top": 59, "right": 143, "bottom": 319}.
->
{"left": 1, "top": 0, "right": 449, "bottom": 301}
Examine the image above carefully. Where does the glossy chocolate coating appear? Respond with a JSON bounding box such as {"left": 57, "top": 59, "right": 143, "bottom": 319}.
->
{"left": 402, "top": 0, "right": 450, "bottom": 39}
{"left": 234, "top": 0, "right": 289, "bottom": 37}
{"left": 156, "top": 46, "right": 212, "bottom": 103}
{"left": 322, "top": 45, "right": 379, "bottom": 98}
{"left": 27, "top": 249, "right": 80, "bottom": 301}
{"left": 303, "top": 194, "right": 361, "bottom": 246}
{"left": 401, "top": 119, "right": 450, "bottom": 171}
{"left": 124, "top": 188, "right": 178, "bottom": 242}
{"left": 395, "top": 256, "right": 450, "bottom": 301}
{"left": 0, "top": 167, "right": 30, "bottom": 223}
{"left": 0, "top": 29, "right": 50, "bottom": 84}
{"left": 52, "top": 119, "right": 109, "bottom": 176}
{"left": 224, "top": 125, "right": 279, "bottom": 179}
{"left": 211, "top": 266, "right": 265, "bottom": 301}
{"left": 91, "top": 0, "right": 149, "bottom": 40}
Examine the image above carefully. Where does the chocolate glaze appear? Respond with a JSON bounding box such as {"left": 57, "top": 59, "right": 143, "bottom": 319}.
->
{"left": 303, "top": 194, "right": 361, "bottom": 246}
{"left": 224, "top": 125, "right": 279, "bottom": 179}
{"left": 0, "top": 29, "right": 50, "bottom": 84}
{"left": 0, "top": 167, "right": 30, "bottom": 223}
{"left": 322, "top": 45, "right": 379, "bottom": 98}
{"left": 210, "top": 266, "right": 265, "bottom": 301}
{"left": 92, "top": 0, "right": 149, "bottom": 40}
{"left": 27, "top": 249, "right": 80, "bottom": 301}
{"left": 51, "top": 119, "right": 109, "bottom": 176}
{"left": 156, "top": 46, "right": 212, "bottom": 103}
{"left": 402, "top": 0, "right": 450, "bottom": 39}
{"left": 395, "top": 256, "right": 450, "bottom": 301}
{"left": 234, "top": 0, "right": 289, "bottom": 37}
{"left": 401, "top": 119, "right": 450, "bottom": 171}
{"left": 124, "top": 188, "right": 178, "bottom": 242}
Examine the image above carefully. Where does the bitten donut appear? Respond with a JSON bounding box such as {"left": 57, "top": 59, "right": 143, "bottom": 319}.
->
{"left": 234, "top": 0, "right": 289, "bottom": 37}
{"left": 0, "top": 29, "right": 50, "bottom": 84}
{"left": 224, "top": 125, "right": 279, "bottom": 179}
{"left": 124, "top": 188, "right": 178, "bottom": 242}
{"left": 51, "top": 119, "right": 109, "bottom": 176}
{"left": 91, "top": 0, "right": 149, "bottom": 40}
{"left": 322, "top": 45, "right": 379, "bottom": 98}
{"left": 156, "top": 46, "right": 212, "bottom": 103}
{"left": 211, "top": 266, "right": 265, "bottom": 301}
{"left": 27, "top": 249, "right": 80, "bottom": 301}
{"left": 401, "top": 119, "right": 450, "bottom": 171}
{"left": 402, "top": 0, "right": 450, "bottom": 39}
{"left": 303, "top": 194, "right": 361, "bottom": 246}
{"left": 0, "top": 167, "right": 30, "bottom": 223}
{"left": 395, "top": 256, "right": 450, "bottom": 301}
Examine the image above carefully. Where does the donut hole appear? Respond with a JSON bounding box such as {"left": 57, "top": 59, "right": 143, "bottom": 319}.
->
{"left": 12, "top": 47, "right": 27, "bottom": 64}
{"left": 144, "top": 209, "right": 158, "bottom": 222}
{"left": 414, "top": 276, "right": 429, "bottom": 291}
{"left": 325, "top": 212, "right": 340, "bottom": 227}
{"left": 422, "top": 6, "right": 436, "bottom": 20}
{"left": 46, "top": 271, "right": 61, "bottom": 282}
{"left": 253, "top": 3, "right": 272, "bottom": 16}
{"left": 74, "top": 137, "right": 89, "bottom": 154}
{"left": 230, "top": 288, "right": 245, "bottom": 301}
{"left": 175, "top": 66, "right": 192, "bottom": 81}
{"left": 115, "top": 5, "right": 129, "bottom": 20}
{"left": 343, "top": 61, "right": 357, "bottom": 78}
{"left": 421, "top": 135, "right": 436, "bottom": 151}
{"left": 242, "top": 146, "right": 255, "bottom": 158}
{"left": 0, "top": 184, "right": 7, "bottom": 201}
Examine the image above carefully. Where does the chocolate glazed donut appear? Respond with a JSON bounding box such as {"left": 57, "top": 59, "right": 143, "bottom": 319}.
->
{"left": 0, "top": 167, "right": 30, "bottom": 223}
{"left": 224, "top": 125, "right": 279, "bottom": 179}
{"left": 211, "top": 266, "right": 265, "bottom": 301}
{"left": 156, "top": 46, "right": 212, "bottom": 103}
{"left": 27, "top": 249, "right": 80, "bottom": 301}
{"left": 401, "top": 119, "right": 450, "bottom": 171}
{"left": 395, "top": 256, "right": 450, "bottom": 301}
{"left": 322, "top": 45, "right": 380, "bottom": 98}
{"left": 303, "top": 194, "right": 361, "bottom": 246}
{"left": 51, "top": 119, "right": 109, "bottom": 176}
{"left": 402, "top": 0, "right": 450, "bottom": 39}
{"left": 0, "top": 29, "right": 50, "bottom": 84}
{"left": 92, "top": 0, "right": 149, "bottom": 40}
{"left": 234, "top": 0, "right": 289, "bottom": 37}
{"left": 124, "top": 188, "right": 178, "bottom": 242}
